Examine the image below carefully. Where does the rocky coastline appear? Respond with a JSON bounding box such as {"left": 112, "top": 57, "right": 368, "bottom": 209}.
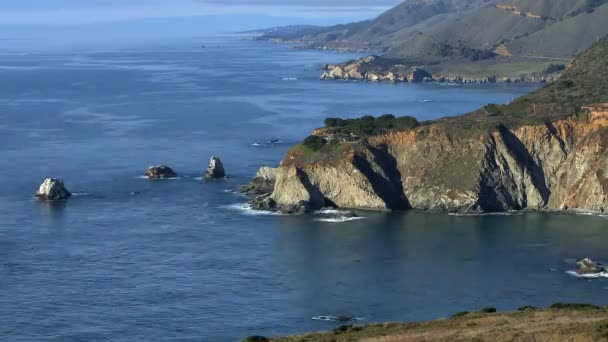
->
{"left": 320, "top": 56, "right": 560, "bottom": 84}
{"left": 241, "top": 103, "right": 608, "bottom": 215}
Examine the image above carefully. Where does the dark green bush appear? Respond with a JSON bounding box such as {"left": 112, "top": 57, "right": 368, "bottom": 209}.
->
{"left": 517, "top": 306, "right": 537, "bottom": 311}
{"left": 243, "top": 336, "right": 269, "bottom": 342}
{"left": 324, "top": 117, "right": 346, "bottom": 127}
{"left": 319, "top": 114, "right": 420, "bottom": 140}
{"left": 333, "top": 325, "right": 353, "bottom": 334}
{"left": 550, "top": 303, "right": 600, "bottom": 310}
{"left": 393, "top": 116, "right": 419, "bottom": 130}
{"left": 544, "top": 64, "right": 566, "bottom": 74}
{"left": 302, "top": 135, "right": 327, "bottom": 151}
{"left": 452, "top": 311, "right": 470, "bottom": 318}
{"left": 480, "top": 307, "right": 497, "bottom": 313}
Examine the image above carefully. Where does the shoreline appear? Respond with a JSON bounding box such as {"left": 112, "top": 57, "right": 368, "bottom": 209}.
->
{"left": 246, "top": 305, "right": 608, "bottom": 342}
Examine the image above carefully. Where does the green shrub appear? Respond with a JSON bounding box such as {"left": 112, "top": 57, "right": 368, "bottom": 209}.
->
{"left": 452, "top": 311, "right": 470, "bottom": 318}
{"left": 243, "top": 336, "right": 269, "bottom": 342}
{"left": 324, "top": 117, "right": 346, "bottom": 127}
{"left": 480, "top": 307, "right": 497, "bottom": 313}
{"left": 517, "top": 306, "right": 537, "bottom": 311}
{"left": 333, "top": 325, "right": 353, "bottom": 334}
{"left": 484, "top": 104, "right": 502, "bottom": 115}
{"left": 550, "top": 303, "right": 600, "bottom": 310}
{"left": 302, "top": 135, "right": 327, "bottom": 151}
{"left": 544, "top": 64, "right": 566, "bottom": 74}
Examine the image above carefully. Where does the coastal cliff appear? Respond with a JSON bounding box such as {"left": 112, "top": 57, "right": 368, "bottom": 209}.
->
{"left": 259, "top": 105, "right": 608, "bottom": 213}
{"left": 320, "top": 56, "right": 561, "bottom": 84}
{"left": 248, "top": 36, "right": 608, "bottom": 214}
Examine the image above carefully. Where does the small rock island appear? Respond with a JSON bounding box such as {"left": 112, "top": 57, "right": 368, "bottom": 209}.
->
{"left": 145, "top": 165, "right": 177, "bottom": 179}
{"left": 204, "top": 157, "right": 226, "bottom": 180}
{"left": 36, "top": 178, "right": 71, "bottom": 201}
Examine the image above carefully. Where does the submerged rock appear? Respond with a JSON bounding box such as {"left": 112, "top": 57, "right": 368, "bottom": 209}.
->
{"left": 145, "top": 165, "right": 177, "bottom": 179}
{"left": 36, "top": 178, "right": 71, "bottom": 201}
{"left": 576, "top": 258, "right": 606, "bottom": 274}
{"left": 204, "top": 156, "right": 226, "bottom": 180}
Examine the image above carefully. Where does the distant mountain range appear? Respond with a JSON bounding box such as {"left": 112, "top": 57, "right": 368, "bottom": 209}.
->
{"left": 256, "top": 0, "right": 608, "bottom": 80}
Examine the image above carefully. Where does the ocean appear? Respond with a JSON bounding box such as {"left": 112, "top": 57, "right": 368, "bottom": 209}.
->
{"left": 1, "top": 36, "right": 607, "bottom": 342}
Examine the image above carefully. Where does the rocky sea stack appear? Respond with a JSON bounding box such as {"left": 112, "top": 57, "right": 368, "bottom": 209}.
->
{"left": 204, "top": 157, "right": 226, "bottom": 180}
{"left": 145, "top": 165, "right": 177, "bottom": 179}
{"left": 36, "top": 178, "right": 71, "bottom": 201}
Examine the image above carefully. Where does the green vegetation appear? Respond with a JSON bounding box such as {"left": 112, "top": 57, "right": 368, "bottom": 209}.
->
{"left": 550, "top": 303, "right": 601, "bottom": 310}
{"left": 544, "top": 63, "right": 566, "bottom": 74}
{"left": 323, "top": 114, "right": 419, "bottom": 136}
{"left": 480, "top": 307, "right": 497, "bottom": 313}
{"left": 332, "top": 325, "right": 362, "bottom": 334}
{"left": 266, "top": 306, "right": 608, "bottom": 342}
{"left": 451, "top": 311, "right": 470, "bottom": 318}
{"left": 243, "top": 336, "right": 269, "bottom": 342}
{"left": 432, "top": 43, "right": 497, "bottom": 61}
{"left": 518, "top": 306, "right": 538, "bottom": 311}
{"left": 302, "top": 135, "right": 327, "bottom": 151}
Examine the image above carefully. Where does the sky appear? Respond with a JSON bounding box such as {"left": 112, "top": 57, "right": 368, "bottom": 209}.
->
{"left": 0, "top": 0, "right": 403, "bottom": 37}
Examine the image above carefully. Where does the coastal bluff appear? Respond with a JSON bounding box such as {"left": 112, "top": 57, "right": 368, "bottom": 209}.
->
{"left": 249, "top": 36, "right": 608, "bottom": 214}
{"left": 254, "top": 104, "right": 608, "bottom": 214}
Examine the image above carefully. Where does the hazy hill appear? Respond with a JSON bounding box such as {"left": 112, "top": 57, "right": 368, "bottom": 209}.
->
{"left": 258, "top": 0, "right": 608, "bottom": 77}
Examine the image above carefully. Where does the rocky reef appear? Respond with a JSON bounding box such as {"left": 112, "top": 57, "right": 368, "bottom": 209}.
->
{"left": 145, "top": 165, "right": 177, "bottom": 179}
{"left": 204, "top": 156, "right": 226, "bottom": 180}
{"left": 249, "top": 104, "right": 608, "bottom": 214}
{"left": 320, "top": 55, "right": 560, "bottom": 84}
{"left": 36, "top": 178, "right": 71, "bottom": 201}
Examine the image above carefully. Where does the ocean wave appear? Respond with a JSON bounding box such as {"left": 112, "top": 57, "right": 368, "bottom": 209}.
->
{"left": 281, "top": 77, "right": 298, "bottom": 81}
{"left": 136, "top": 175, "right": 182, "bottom": 180}
{"left": 314, "top": 209, "right": 345, "bottom": 215}
{"left": 71, "top": 192, "right": 90, "bottom": 196}
{"left": 312, "top": 315, "right": 363, "bottom": 322}
{"left": 313, "top": 209, "right": 366, "bottom": 223}
{"left": 448, "top": 211, "right": 524, "bottom": 217}
{"left": 419, "top": 99, "right": 434, "bottom": 103}
{"left": 565, "top": 270, "right": 608, "bottom": 279}
{"left": 222, "top": 203, "right": 284, "bottom": 216}
{"left": 315, "top": 216, "right": 366, "bottom": 223}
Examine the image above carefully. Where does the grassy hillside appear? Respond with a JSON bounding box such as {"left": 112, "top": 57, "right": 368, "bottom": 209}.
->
{"left": 299, "top": 35, "right": 608, "bottom": 151}
{"left": 258, "top": 0, "right": 608, "bottom": 77}
{"left": 249, "top": 305, "right": 608, "bottom": 342}
{"left": 431, "top": 34, "right": 608, "bottom": 136}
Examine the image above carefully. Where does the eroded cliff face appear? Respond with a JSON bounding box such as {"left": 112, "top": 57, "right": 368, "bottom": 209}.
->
{"left": 257, "top": 104, "right": 608, "bottom": 214}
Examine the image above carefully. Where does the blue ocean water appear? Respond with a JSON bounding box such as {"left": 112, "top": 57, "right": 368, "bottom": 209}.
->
{"left": 1, "top": 36, "right": 607, "bottom": 342}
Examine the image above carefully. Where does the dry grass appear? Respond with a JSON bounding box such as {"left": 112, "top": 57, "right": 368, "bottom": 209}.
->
{"left": 268, "top": 308, "right": 608, "bottom": 342}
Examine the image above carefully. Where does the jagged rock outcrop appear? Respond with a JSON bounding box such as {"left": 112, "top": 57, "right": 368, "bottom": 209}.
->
{"left": 36, "top": 178, "right": 71, "bottom": 201}
{"left": 576, "top": 258, "right": 606, "bottom": 274}
{"left": 145, "top": 165, "right": 177, "bottom": 179}
{"left": 253, "top": 104, "right": 608, "bottom": 214}
{"left": 239, "top": 166, "right": 278, "bottom": 196}
{"left": 320, "top": 56, "right": 559, "bottom": 84}
{"left": 204, "top": 157, "right": 226, "bottom": 180}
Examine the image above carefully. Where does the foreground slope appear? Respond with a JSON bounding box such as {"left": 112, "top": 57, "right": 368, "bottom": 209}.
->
{"left": 262, "top": 306, "right": 608, "bottom": 342}
{"left": 249, "top": 36, "right": 608, "bottom": 214}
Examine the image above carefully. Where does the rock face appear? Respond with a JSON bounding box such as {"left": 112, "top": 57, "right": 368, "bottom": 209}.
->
{"left": 204, "top": 157, "right": 226, "bottom": 180}
{"left": 36, "top": 178, "right": 71, "bottom": 201}
{"left": 320, "top": 56, "right": 559, "bottom": 84}
{"left": 145, "top": 165, "right": 177, "bottom": 179}
{"left": 576, "top": 258, "right": 606, "bottom": 274}
{"left": 254, "top": 104, "right": 608, "bottom": 214}
{"left": 239, "top": 166, "right": 278, "bottom": 196}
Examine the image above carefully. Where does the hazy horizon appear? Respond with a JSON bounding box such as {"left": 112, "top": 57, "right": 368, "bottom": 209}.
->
{"left": 0, "top": 0, "right": 402, "bottom": 46}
